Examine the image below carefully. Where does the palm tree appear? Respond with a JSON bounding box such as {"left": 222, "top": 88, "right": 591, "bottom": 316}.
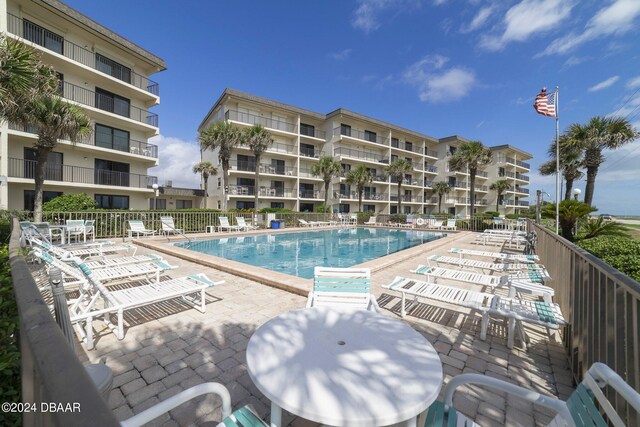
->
{"left": 23, "top": 96, "right": 91, "bottom": 221}
{"left": 542, "top": 200, "right": 595, "bottom": 242}
{"left": 578, "top": 217, "right": 628, "bottom": 241}
{"left": 385, "top": 159, "right": 412, "bottom": 213}
{"left": 198, "top": 121, "right": 241, "bottom": 211}
{"left": 564, "top": 116, "right": 638, "bottom": 206}
{"left": 431, "top": 181, "right": 451, "bottom": 214}
{"left": 489, "top": 179, "right": 512, "bottom": 212}
{"left": 539, "top": 136, "right": 584, "bottom": 201}
{"left": 449, "top": 141, "right": 492, "bottom": 217}
{"left": 345, "top": 165, "right": 373, "bottom": 212}
{"left": 244, "top": 124, "right": 274, "bottom": 209}
{"left": 311, "top": 156, "right": 342, "bottom": 215}
{"left": 192, "top": 161, "right": 217, "bottom": 208}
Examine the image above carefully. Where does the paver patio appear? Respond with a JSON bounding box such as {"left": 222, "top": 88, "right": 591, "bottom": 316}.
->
{"left": 34, "top": 229, "right": 574, "bottom": 426}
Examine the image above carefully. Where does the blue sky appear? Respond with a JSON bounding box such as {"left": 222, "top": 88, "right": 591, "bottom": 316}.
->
{"left": 64, "top": 0, "right": 640, "bottom": 214}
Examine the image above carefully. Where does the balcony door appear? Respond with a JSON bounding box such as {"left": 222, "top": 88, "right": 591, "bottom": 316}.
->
{"left": 96, "top": 124, "right": 130, "bottom": 153}
{"left": 271, "top": 159, "right": 285, "bottom": 175}
{"left": 95, "top": 88, "right": 130, "bottom": 118}
{"left": 95, "top": 159, "right": 130, "bottom": 187}
{"left": 24, "top": 148, "right": 63, "bottom": 181}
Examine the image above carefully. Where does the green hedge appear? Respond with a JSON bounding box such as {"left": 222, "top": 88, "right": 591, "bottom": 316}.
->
{"left": 577, "top": 237, "right": 640, "bottom": 282}
{"left": 0, "top": 245, "right": 20, "bottom": 426}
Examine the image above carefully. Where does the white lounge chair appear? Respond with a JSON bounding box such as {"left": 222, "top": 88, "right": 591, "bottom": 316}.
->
{"left": 298, "top": 218, "right": 313, "bottom": 227}
{"left": 442, "top": 218, "right": 457, "bottom": 231}
{"left": 29, "top": 235, "right": 135, "bottom": 258}
{"left": 217, "top": 216, "right": 243, "bottom": 232}
{"left": 424, "top": 362, "right": 640, "bottom": 427}
{"left": 363, "top": 216, "right": 377, "bottom": 226}
{"left": 160, "top": 216, "right": 183, "bottom": 236}
{"left": 236, "top": 217, "right": 259, "bottom": 231}
{"left": 483, "top": 229, "right": 526, "bottom": 236}
{"left": 383, "top": 276, "right": 566, "bottom": 348}
{"left": 306, "top": 267, "right": 380, "bottom": 312}
{"left": 449, "top": 248, "right": 539, "bottom": 263}
{"left": 426, "top": 255, "right": 547, "bottom": 274}
{"left": 428, "top": 220, "right": 445, "bottom": 230}
{"left": 127, "top": 220, "right": 157, "bottom": 238}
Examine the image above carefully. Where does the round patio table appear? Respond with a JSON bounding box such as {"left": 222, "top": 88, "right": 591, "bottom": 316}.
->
{"left": 246, "top": 307, "right": 443, "bottom": 427}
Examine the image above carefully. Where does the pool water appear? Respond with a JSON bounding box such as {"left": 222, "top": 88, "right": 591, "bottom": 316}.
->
{"left": 173, "top": 227, "right": 446, "bottom": 279}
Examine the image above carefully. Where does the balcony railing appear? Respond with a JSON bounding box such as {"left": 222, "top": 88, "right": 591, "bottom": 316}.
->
{"left": 8, "top": 158, "right": 157, "bottom": 188}
{"left": 229, "top": 160, "right": 295, "bottom": 176}
{"left": 425, "top": 165, "right": 438, "bottom": 173}
{"left": 8, "top": 123, "right": 158, "bottom": 159}
{"left": 7, "top": 13, "right": 159, "bottom": 95}
{"left": 228, "top": 186, "right": 294, "bottom": 197}
{"left": 390, "top": 177, "right": 421, "bottom": 186}
{"left": 300, "top": 127, "right": 327, "bottom": 139}
{"left": 505, "top": 156, "right": 531, "bottom": 169}
{"left": 298, "top": 190, "right": 325, "bottom": 199}
{"left": 500, "top": 171, "right": 530, "bottom": 182}
{"left": 237, "top": 141, "right": 297, "bottom": 156}
{"left": 299, "top": 148, "right": 320, "bottom": 158}
{"left": 391, "top": 141, "right": 422, "bottom": 154}
{"left": 60, "top": 81, "right": 158, "bottom": 126}
{"left": 225, "top": 109, "right": 297, "bottom": 133}
{"left": 390, "top": 194, "right": 423, "bottom": 203}
{"left": 425, "top": 148, "right": 438, "bottom": 158}
{"left": 503, "top": 199, "right": 529, "bottom": 206}
{"left": 513, "top": 187, "right": 530, "bottom": 194}
{"left": 334, "top": 147, "right": 387, "bottom": 163}
{"left": 333, "top": 127, "right": 388, "bottom": 146}
{"left": 335, "top": 191, "right": 388, "bottom": 201}
{"left": 454, "top": 198, "right": 488, "bottom": 205}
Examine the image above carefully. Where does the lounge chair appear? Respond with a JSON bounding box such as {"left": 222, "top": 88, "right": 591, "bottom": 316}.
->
{"left": 306, "top": 267, "right": 380, "bottom": 312}
{"left": 383, "top": 276, "right": 566, "bottom": 348}
{"left": 363, "top": 216, "right": 377, "bottom": 226}
{"left": 442, "top": 218, "right": 457, "bottom": 231}
{"left": 426, "top": 254, "right": 546, "bottom": 274}
{"left": 217, "top": 216, "right": 243, "bottom": 232}
{"left": 424, "top": 362, "right": 640, "bottom": 427}
{"left": 298, "top": 218, "right": 313, "bottom": 227}
{"left": 160, "top": 216, "right": 183, "bottom": 236}
{"left": 428, "top": 220, "right": 445, "bottom": 230}
{"left": 483, "top": 229, "right": 526, "bottom": 237}
{"left": 236, "top": 217, "right": 259, "bottom": 231}
{"left": 493, "top": 217, "right": 505, "bottom": 229}
{"left": 29, "top": 235, "right": 135, "bottom": 258}
{"left": 449, "top": 248, "right": 539, "bottom": 263}
{"left": 127, "top": 220, "right": 157, "bottom": 238}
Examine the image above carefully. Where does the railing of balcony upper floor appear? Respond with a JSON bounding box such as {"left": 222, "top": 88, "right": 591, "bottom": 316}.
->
{"left": 8, "top": 123, "right": 158, "bottom": 159}
{"left": 236, "top": 140, "right": 297, "bottom": 156}
{"left": 425, "top": 148, "right": 439, "bottom": 158}
{"left": 298, "top": 190, "right": 326, "bottom": 199}
{"left": 228, "top": 186, "right": 295, "bottom": 197}
{"left": 513, "top": 187, "right": 530, "bottom": 194}
{"left": 447, "top": 165, "right": 489, "bottom": 178}
{"left": 299, "top": 147, "right": 320, "bottom": 158}
{"left": 504, "top": 156, "right": 531, "bottom": 169}
{"left": 412, "top": 162, "right": 438, "bottom": 172}
{"left": 300, "top": 126, "right": 327, "bottom": 139}
{"left": 452, "top": 197, "right": 488, "bottom": 205}
{"left": 334, "top": 191, "right": 389, "bottom": 201}
{"left": 389, "top": 177, "right": 421, "bottom": 186}
{"left": 500, "top": 171, "right": 530, "bottom": 181}
{"left": 333, "top": 127, "right": 389, "bottom": 146}
{"left": 59, "top": 81, "right": 158, "bottom": 126}
{"left": 390, "top": 194, "right": 423, "bottom": 203}
{"left": 502, "top": 199, "right": 530, "bottom": 206}
{"left": 7, "top": 13, "right": 159, "bottom": 96}
{"left": 334, "top": 147, "right": 388, "bottom": 163}
{"left": 228, "top": 160, "right": 295, "bottom": 176}
{"left": 391, "top": 140, "right": 423, "bottom": 154}
{"left": 225, "top": 109, "right": 297, "bottom": 133}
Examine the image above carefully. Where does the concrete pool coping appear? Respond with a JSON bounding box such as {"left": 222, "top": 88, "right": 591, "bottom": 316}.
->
{"left": 134, "top": 227, "right": 472, "bottom": 296}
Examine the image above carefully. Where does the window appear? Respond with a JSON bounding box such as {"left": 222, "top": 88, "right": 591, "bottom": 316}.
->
{"left": 299, "top": 183, "right": 314, "bottom": 198}
{"left": 403, "top": 206, "right": 411, "bottom": 214}
{"left": 270, "top": 202, "right": 284, "bottom": 209}
{"left": 339, "top": 204, "right": 350, "bottom": 213}
{"left": 363, "top": 204, "right": 375, "bottom": 212}
{"left": 237, "top": 154, "right": 255, "bottom": 172}
{"left": 95, "top": 87, "right": 130, "bottom": 117}
{"left": 391, "top": 138, "right": 399, "bottom": 148}
{"left": 391, "top": 154, "right": 398, "bottom": 162}
{"left": 217, "top": 178, "right": 221, "bottom": 188}
{"left": 24, "top": 190, "right": 62, "bottom": 211}
{"left": 271, "top": 159, "right": 285, "bottom": 175}
{"left": 364, "top": 130, "right": 377, "bottom": 143}
{"left": 300, "top": 123, "right": 315, "bottom": 137}
{"left": 95, "top": 194, "right": 129, "bottom": 210}
{"left": 23, "top": 20, "right": 63, "bottom": 54}
{"left": 405, "top": 141, "right": 413, "bottom": 151}
{"left": 300, "top": 143, "right": 316, "bottom": 157}
{"left": 236, "top": 201, "right": 255, "bottom": 209}
{"left": 448, "top": 177, "right": 456, "bottom": 187}
{"left": 24, "top": 148, "right": 63, "bottom": 181}
{"left": 340, "top": 184, "right": 351, "bottom": 197}
{"left": 271, "top": 181, "right": 284, "bottom": 196}
{"left": 340, "top": 124, "right": 351, "bottom": 137}
{"left": 95, "top": 159, "right": 130, "bottom": 187}
{"left": 176, "top": 200, "right": 192, "bottom": 209}
{"left": 449, "top": 146, "right": 457, "bottom": 155}
{"left": 299, "top": 203, "right": 314, "bottom": 212}
{"left": 151, "top": 198, "right": 167, "bottom": 210}
{"left": 95, "top": 124, "right": 130, "bottom": 152}
{"left": 96, "top": 53, "right": 131, "bottom": 84}
{"left": 390, "top": 206, "right": 398, "bottom": 214}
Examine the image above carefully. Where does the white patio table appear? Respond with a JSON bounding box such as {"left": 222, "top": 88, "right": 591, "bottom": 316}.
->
{"left": 246, "top": 307, "right": 443, "bottom": 427}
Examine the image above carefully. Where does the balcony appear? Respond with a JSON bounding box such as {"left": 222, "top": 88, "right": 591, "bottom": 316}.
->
{"left": 333, "top": 127, "right": 388, "bottom": 146}
{"left": 425, "top": 148, "right": 438, "bottom": 158}
{"left": 334, "top": 147, "right": 387, "bottom": 164}
{"left": 390, "top": 194, "right": 423, "bottom": 203}
{"left": 500, "top": 171, "right": 530, "bottom": 182}
{"left": 60, "top": 81, "right": 158, "bottom": 126}
{"left": 298, "top": 168, "right": 322, "bottom": 180}
{"left": 300, "top": 127, "right": 326, "bottom": 140}
{"left": 453, "top": 197, "right": 488, "bottom": 206}
{"left": 391, "top": 140, "right": 422, "bottom": 154}
{"left": 8, "top": 158, "right": 156, "bottom": 188}
{"left": 298, "top": 190, "right": 325, "bottom": 200}
{"left": 299, "top": 147, "right": 320, "bottom": 159}
{"left": 424, "top": 165, "right": 438, "bottom": 174}
{"left": 229, "top": 160, "right": 295, "bottom": 176}
{"left": 513, "top": 187, "right": 530, "bottom": 195}
{"left": 8, "top": 123, "right": 158, "bottom": 159}
{"left": 225, "top": 110, "right": 297, "bottom": 134}
{"left": 505, "top": 156, "right": 531, "bottom": 169}
{"left": 237, "top": 141, "right": 297, "bottom": 156}
{"left": 7, "top": 13, "right": 159, "bottom": 96}
{"left": 390, "top": 177, "right": 421, "bottom": 186}
{"left": 503, "top": 199, "right": 530, "bottom": 207}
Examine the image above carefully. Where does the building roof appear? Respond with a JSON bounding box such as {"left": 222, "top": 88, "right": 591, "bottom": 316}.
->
{"left": 489, "top": 144, "right": 533, "bottom": 159}
{"left": 439, "top": 135, "right": 473, "bottom": 144}
{"left": 37, "top": 0, "right": 166, "bottom": 71}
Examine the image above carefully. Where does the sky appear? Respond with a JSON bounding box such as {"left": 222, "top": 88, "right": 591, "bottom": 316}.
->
{"left": 64, "top": 0, "right": 640, "bottom": 215}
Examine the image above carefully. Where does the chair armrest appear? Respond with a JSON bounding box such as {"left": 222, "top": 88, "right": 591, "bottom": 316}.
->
{"left": 305, "top": 291, "right": 314, "bottom": 308}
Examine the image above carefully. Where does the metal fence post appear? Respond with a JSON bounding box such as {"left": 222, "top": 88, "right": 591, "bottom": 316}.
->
{"left": 49, "top": 267, "right": 75, "bottom": 351}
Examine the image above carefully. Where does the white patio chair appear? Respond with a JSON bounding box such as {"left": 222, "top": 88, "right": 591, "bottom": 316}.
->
{"left": 29, "top": 234, "right": 135, "bottom": 258}
{"left": 298, "top": 218, "right": 313, "bottom": 227}
{"left": 363, "top": 216, "right": 377, "bottom": 226}
{"left": 428, "top": 220, "right": 445, "bottom": 230}
{"left": 83, "top": 219, "right": 96, "bottom": 242}
{"left": 236, "top": 217, "right": 259, "bottom": 231}
{"left": 306, "top": 267, "right": 380, "bottom": 312}
{"left": 449, "top": 248, "right": 539, "bottom": 263}
{"left": 442, "top": 218, "right": 457, "bottom": 231}
{"left": 493, "top": 217, "right": 505, "bottom": 229}
{"left": 217, "top": 216, "right": 243, "bottom": 232}
{"left": 127, "top": 220, "right": 157, "bottom": 238}
{"left": 66, "top": 219, "right": 86, "bottom": 243}
{"left": 160, "top": 216, "right": 183, "bottom": 236}
{"left": 424, "top": 362, "right": 640, "bottom": 427}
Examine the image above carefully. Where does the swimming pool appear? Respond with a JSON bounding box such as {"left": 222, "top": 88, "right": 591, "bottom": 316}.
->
{"left": 173, "top": 227, "right": 446, "bottom": 279}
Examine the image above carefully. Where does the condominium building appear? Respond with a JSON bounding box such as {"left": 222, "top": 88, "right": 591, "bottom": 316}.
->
{"left": 198, "top": 89, "right": 531, "bottom": 216}
{"left": 0, "top": 0, "right": 165, "bottom": 210}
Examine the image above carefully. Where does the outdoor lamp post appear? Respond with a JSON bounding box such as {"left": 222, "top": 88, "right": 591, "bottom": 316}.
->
{"left": 573, "top": 188, "right": 581, "bottom": 201}
{"left": 152, "top": 183, "right": 159, "bottom": 210}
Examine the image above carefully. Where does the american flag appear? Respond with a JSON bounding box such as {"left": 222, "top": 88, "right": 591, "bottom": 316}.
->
{"left": 533, "top": 88, "right": 556, "bottom": 117}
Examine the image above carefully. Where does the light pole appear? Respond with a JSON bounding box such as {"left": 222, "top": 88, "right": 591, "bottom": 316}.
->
{"left": 152, "top": 183, "right": 159, "bottom": 210}
{"left": 573, "top": 188, "right": 581, "bottom": 201}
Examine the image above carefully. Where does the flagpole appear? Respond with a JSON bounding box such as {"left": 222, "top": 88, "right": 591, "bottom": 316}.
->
{"left": 555, "top": 86, "right": 560, "bottom": 235}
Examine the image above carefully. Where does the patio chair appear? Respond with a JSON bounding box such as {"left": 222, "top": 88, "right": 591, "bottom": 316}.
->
{"left": 428, "top": 220, "right": 445, "bottom": 230}
{"left": 120, "top": 382, "right": 267, "bottom": 427}
{"left": 426, "top": 255, "right": 547, "bottom": 274}
{"left": 217, "top": 216, "right": 243, "bottom": 232}
{"left": 449, "top": 248, "right": 539, "bottom": 263}
{"left": 493, "top": 217, "right": 505, "bottom": 229}
{"left": 424, "top": 362, "right": 640, "bottom": 427}
{"left": 160, "top": 216, "right": 184, "bottom": 236}
{"left": 298, "top": 218, "right": 313, "bottom": 227}
{"left": 66, "top": 219, "right": 86, "bottom": 243}
{"left": 127, "top": 220, "right": 157, "bottom": 238}
{"left": 363, "top": 216, "right": 377, "bottom": 226}
{"left": 307, "top": 267, "right": 380, "bottom": 312}
{"left": 29, "top": 234, "right": 135, "bottom": 258}
{"left": 383, "top": 276, "right": 566, "bottom": 348}
{"left": 236, "top": 217, "right": 259, "bottom": 231}
{"left": 442, "top": 218, "right": 457, "bottom": 231}
{"left": 83, "top": 220, "right": 96, "bottom": 242}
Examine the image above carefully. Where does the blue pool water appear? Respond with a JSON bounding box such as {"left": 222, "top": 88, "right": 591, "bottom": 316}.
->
{"left": 173, "top": 227, "right": 446, "bottom": 279}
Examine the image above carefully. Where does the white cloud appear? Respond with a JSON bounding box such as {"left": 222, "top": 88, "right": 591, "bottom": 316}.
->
{"left": 402, "top": 55, "right": 476, "bottom": 103}
{"left": 328, "top": 48, "right": 352, "bottom": 60}
{"left": 539, "top": 0, "right": 640, "bottom": 56}
{"left": 479, "top": 0, "right": 574, "bottom": 51}
{"left": 627, "top": 76, "right": 640, "bottom": 89}
{"left": 588, "top": 76, "right": 620, "bottom": 92}
{"left": 562, "top": 56, "right": 589, "bottom": 69}
{"left": 351, "top": 0, "right": 419, "bottom": 33}
{"left": 461, "top": 6, "right": 495, "bottom": 33}
{"left": 149, "top": 135, "right": 202, "bottom": 188}
{"left": 513, "top": 96, "right": 534, "bottom": 105}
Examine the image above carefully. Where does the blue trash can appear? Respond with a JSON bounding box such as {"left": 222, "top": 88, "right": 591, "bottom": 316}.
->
{"left": 271, "top": 220, "right": 279, "bottom": 229}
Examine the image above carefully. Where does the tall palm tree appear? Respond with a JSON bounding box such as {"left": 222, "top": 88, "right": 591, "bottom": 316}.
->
{"left": 489, "top": 179, "right": 512, "bottom": 212}
{"left": 385, "top": 159, "right": 412, "bottom": 213}
{"left": 311, "top": 156, "right": 342, "bottom": 215}
{"left": 431, "top": 181, "right": 451, "bottom": 214}
{"left": 199, "top": 121, "right": 241, "bottom": 211}
{"left": 23, "top": 96, "right": 91, "bottom": 221}
{"left": 192, "top": 161, "right": 217, "bottom": 207}
{"left": 449, "top": 141, "right": 492, "bottom": 217}
{"left": 244, "top": 124, "right": 274, "bottom": 209}
{"left": 539, "top": 136, "right": 584, "bottom": 201}
{"left": 345, "top": 165, "right": 373, "bottom": 212}
{"left": 564, "top": 116, "right": 638, "bottom": 206}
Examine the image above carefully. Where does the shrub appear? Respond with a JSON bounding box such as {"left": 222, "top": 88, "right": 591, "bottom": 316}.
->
{"left": 314, "top": 205, "right": 331, "bottom": 213}
{"left": 258, "top": 207, "right": 293, "bottom": 213}
{"left": 577, "top": 237, "right": 640, "bottom": 282}
{"left": 0, "top": 245, "right": 20, "bottom": 426}
{"left": 43, "top": 193, "right": 96, "bottom": 211}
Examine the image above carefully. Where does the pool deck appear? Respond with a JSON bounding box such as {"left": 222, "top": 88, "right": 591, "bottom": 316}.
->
{"left": 36, "top": 228, "right": 574, "bottom": 426}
